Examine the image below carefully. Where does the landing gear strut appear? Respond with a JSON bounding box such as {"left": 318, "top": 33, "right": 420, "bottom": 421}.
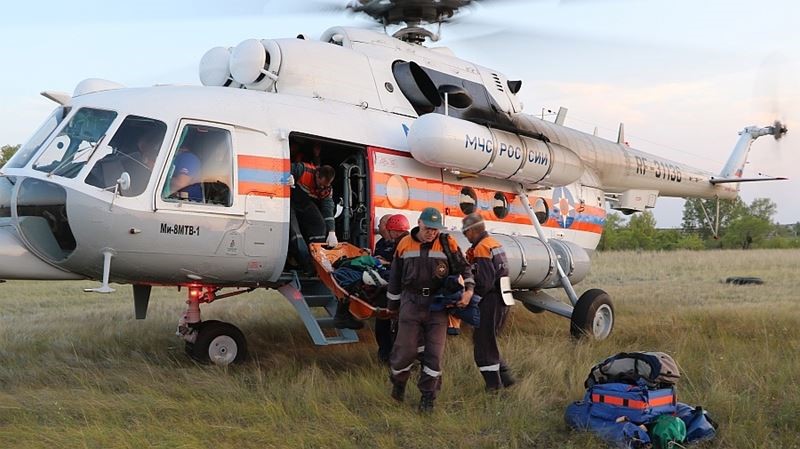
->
{"left": 176, "top": 286, "right": 254, "bottom": 365}
{"left": 515, "top": 184, "right": 615, "bottom": 341}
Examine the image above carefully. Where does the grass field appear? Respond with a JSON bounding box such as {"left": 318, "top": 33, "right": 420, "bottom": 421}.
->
{"left": 1, "top": 249, "right": 799, "bottom": 449}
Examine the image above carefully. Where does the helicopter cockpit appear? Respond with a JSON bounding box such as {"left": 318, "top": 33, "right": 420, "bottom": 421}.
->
{"left": 0, "top": 82, "right": 289, "bottom": 287}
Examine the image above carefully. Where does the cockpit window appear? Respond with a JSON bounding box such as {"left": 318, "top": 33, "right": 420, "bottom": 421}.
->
{"left": 4, "top": 106, "right": 70, "bottom": 170}
{"left": 32, "top": 108, "right": 117, "bottom": 178}
{"left": 85, "top": 116, "right": 167, "bottom": 196}
{"left": 162, "top": 124, "right": 233, "bottom": 207}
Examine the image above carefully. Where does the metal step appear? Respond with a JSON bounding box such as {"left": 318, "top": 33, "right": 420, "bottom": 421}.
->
{"left": 276, "top": 273, "right": 360, "bottom": 346}
{"left": 304, "top": 294, "right": 335, "bottom": 308}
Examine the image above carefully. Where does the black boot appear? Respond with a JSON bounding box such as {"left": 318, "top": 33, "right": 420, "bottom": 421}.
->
{"left": 418, "top": 393, "right": 435, "bottom": 413}
{"left": 391, "top": 381, "right": 406, "bottom": 402}
{"left": 481, "top": 371, "right": 503, "bottom": 392}
{"left": 333, "top": 300, "right": 364, "bottom": 330}
{"left": 500, "top": 366, "right": 516, "bottom": 388}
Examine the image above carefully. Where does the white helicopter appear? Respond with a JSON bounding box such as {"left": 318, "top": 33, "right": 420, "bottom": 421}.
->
{"left": 0, "top": 0, "right": 787, "bottom": 365}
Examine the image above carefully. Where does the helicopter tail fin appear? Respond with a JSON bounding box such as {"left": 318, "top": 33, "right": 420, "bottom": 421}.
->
{"left": 717, "top": 123, "right": 787, "bottom": 185}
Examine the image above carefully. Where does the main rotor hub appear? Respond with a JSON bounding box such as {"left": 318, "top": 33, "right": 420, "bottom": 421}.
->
{"left": 348, "top": 0, "right": 473, "bottom": 43}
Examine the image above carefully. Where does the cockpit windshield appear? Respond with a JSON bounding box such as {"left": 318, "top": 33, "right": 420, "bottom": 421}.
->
{"left": 85, "top": 116, "right": 167, "bottom": 196}
{"left": 32, "top": 108, "right": 117, "bottom": 178}
{"left": 3, "top": 106, "right": 70, "bottom": 170}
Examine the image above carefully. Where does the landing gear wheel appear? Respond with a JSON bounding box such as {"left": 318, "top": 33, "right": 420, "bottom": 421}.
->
{"left": 570, "top": 289, "right": 614, "bottom": 340}
{"left": 186, "top": 320, "right": 248, "bottom": 365}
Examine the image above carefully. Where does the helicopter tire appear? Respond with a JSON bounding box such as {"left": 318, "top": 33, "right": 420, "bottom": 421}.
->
{"left": 184, "top": 319, "right": 220, "bottom": 358}
{"left": 570, "top": 289, "right": 614, "bottom": 340}
{"left": 186, "top": 320, "right": 248, "bottom": 365}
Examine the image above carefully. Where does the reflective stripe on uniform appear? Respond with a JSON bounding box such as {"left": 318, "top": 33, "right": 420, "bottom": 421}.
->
{"left": 387, "top": 292, "right": 401, "bottom": 301}
{"left": 399, "top": 250, "right": 447, "bottom": 260}
{"left": 400, "top": 250, "right": 421, "bottom": 259}
{"left": 478, "top": 364, "right": 501, "bottom": 372}
{"left": 422, "top": 365, "right": 441, "bottom": 378}
{"left": 490, "top": 247, "right": 505, "bottom": 256}
{"left": 391, "top": 363, "right": 415, "bottom": 376}
{"left": 426, "top": 251, "right": 447, "bottom": 260}
{"left": 417, "top": 346, "right": 425, "bottom": 353}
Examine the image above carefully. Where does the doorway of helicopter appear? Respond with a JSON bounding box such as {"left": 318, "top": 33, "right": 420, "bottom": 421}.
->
{"left": 286, "top": 133, "right": 370, "bottom": 273}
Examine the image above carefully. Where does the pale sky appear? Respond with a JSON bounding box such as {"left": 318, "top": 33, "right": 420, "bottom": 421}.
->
{"left": 1, "top": 0, "right": 797, "bottom": 227}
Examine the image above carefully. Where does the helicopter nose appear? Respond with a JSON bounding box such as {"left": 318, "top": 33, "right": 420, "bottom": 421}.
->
{"left": 0, "top": 176, "right": 82, "bottom": 280}
{"left": 0, "top": 223, "right": 82, "bottom": 280}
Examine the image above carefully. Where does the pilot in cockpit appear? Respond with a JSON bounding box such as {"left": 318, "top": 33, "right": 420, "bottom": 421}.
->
{"left": 168, "top": 143, "right": 203, "bottom": 202}
{"left": 85, "top": 123, "right": 165, "bottom": 197}
{"left": 121, "top": 131, "right": 162, "bottom": 193}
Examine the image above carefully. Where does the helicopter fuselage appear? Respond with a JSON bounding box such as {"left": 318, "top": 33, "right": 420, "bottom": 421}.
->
{"left": 0, "top": 26, "right": 753, "bottom": 287}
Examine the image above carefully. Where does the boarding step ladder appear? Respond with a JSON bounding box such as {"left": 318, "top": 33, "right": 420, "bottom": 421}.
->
{"left": 277, "top": 272, "right": 360, "bottom": 346}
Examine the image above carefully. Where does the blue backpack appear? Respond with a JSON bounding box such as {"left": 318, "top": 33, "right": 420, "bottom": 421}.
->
{"left": 566, "top": 381, "right": 677, "bottom": 426}
{"left": 565, "top": 400, "right": 652, "bottom": 449}
{"left": 675, "top": 403, "right": 718, "bottom": 443}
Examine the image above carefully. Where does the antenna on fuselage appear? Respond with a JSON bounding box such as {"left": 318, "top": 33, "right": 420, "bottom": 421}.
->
{"left": 555, "top": 107, "right": 568, "bottom": 126}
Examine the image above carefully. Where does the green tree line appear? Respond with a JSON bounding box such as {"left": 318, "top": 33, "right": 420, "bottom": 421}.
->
{"left": 0, "top": 144, "right": 19, "bottom": 167}
{"left": 599, "top": 197, "right": 800, "bottom": 251}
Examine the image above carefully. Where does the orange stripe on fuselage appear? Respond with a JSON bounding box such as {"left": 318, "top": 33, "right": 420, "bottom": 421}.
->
{"left": 238, "top": 155, "right": 290, "bottom": 171}
{"left": 372, "top": 170, "right": 605, "bottom": 235}
{"left": 237, "top": 155, "right": 290, "bottom": 197}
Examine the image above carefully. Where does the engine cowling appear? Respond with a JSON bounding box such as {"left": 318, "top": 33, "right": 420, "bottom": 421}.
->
{"left": 407, "top": 114, "right": 584, "bottom": 187}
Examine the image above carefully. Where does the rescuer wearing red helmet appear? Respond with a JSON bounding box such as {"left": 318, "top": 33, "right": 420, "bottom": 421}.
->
{"left": 372, "top": 214, "right": 410, "bottom": 363}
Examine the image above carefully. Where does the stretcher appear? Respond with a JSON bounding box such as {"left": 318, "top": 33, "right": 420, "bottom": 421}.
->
{"left": 308, "top": 243, "right": 394, "bottom": 320}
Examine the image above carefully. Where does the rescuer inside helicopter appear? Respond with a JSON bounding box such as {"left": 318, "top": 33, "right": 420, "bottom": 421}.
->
{"left": 387, "top": 207, "right": 474, "bottom": 413}
{"left": 289, "top": 161, "right": 338, "bottom": 274}
{"left": 462, "top": 213, "right": 516, "bottom": 391}
{"left": 289, "top": 157, "right": 359, "bottom": 329}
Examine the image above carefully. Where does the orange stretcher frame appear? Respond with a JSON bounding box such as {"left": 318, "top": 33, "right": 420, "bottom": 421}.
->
{"left": 308, "top": 243, "right": 394, "bottom": 321}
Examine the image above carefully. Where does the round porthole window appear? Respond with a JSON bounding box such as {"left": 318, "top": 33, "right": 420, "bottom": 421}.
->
{"left": 386, "top": 174, "right": 409, "bottom": 208}
{"left": 492, "top": 192, "right": 510, "bottom": 219}
{"left": 459, "top": 187, "right": 477, "bottom": 215}
{"left": 533, "top": 197, "right": 549, "bottom": 224}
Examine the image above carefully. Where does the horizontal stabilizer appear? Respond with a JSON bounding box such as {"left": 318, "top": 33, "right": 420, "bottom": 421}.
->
{"left": 709, "top": 176, "right": 787, "bottom": 185}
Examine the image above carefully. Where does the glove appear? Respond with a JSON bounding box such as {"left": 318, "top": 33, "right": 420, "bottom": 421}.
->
{"left": 457, "top": 289, "right": 474, "bottom": 308}
{"left": 326, "top": 231, "right": 338, "bottom": 247}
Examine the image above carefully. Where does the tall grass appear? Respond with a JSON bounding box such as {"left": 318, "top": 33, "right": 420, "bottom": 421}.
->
{"left": 1, "top": 249, "right": 799, "bottom": 448}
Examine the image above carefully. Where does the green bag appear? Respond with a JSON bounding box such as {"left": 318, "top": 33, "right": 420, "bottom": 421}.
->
{"left": 650, "top": 415, "right": 687, "bottom": 448}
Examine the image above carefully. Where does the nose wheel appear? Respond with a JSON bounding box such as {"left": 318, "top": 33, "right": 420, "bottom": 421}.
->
{"left": 570, "top": 288, "right": 614, "bottom": 340}
{"left": 177, "top": 286, "right": 253, "bottom": 366}
{"left": 185, "top": 320, "right": 248, "bottom": 365}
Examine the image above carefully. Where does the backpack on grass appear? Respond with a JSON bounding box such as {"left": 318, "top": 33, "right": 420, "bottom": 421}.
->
{"left": 585, "top": 352, "right": 681, "bottom": 389}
